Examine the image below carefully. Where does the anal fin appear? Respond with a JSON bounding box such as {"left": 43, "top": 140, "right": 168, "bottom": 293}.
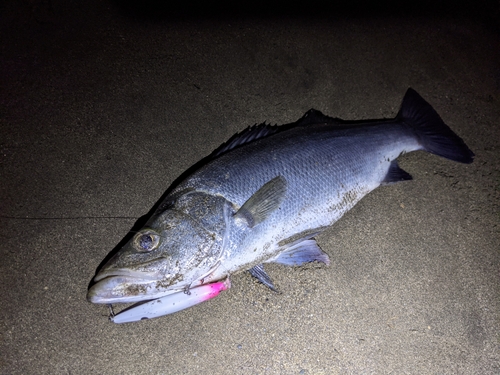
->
{"left": 381, "top": 160, "right": 412, "bottom": 185}
{"left": 271, "top": 239, "right": 330, "bottom": 266}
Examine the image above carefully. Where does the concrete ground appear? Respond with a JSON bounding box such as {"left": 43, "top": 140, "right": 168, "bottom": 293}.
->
{"left": 1, "top": 1, "right": 499, "bottom": 374}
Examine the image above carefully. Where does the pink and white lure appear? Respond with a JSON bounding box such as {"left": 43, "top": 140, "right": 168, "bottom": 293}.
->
{"left": 111, "top": 279, "right": 230, "bottom": 324}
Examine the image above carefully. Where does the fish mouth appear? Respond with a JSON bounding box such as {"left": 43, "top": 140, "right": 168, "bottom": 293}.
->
{"left": 87, "top": 269, "right": 180, "bottom": 304}
{"left": 92, "top": 268, "right": 159, "bottom": 283}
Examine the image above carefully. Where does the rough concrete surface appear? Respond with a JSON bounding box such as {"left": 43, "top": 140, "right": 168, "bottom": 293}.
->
{"left": 1, "top": 1, "right": 499, "bottom": 374}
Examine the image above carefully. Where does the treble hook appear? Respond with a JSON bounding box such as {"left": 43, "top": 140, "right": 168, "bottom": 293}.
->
{"left": 107, "top": 304, "right": 115, "bottom": 320}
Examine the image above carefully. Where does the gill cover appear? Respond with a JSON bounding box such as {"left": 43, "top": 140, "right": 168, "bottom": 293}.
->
{"left": 132, "top": 190, "right": 229, "bottom": 279}
{"left": 88, "top": 191, "right": 230, "bottom": 303}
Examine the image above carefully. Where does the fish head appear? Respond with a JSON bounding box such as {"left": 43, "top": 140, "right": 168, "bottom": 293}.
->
{"left": 87, "top": 192, "right": 229, "bottom": 304}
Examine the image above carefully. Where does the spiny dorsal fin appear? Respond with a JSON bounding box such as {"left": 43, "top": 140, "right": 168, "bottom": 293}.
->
{"left": 211, "top": 123, "right": 280, "bottom": 157}
{"left": 234, "top": 176, "right": 287, "bottom": 228}
{"left": 211, "top": 109, "right": 340, "bottom": 158}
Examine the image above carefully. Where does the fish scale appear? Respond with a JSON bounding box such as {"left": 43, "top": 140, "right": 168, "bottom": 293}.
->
{"left": 195, "top": 123, "right": 410, "bottom": 273}
{"left": 175, "top": 123, "right": 413, "bottom": 254}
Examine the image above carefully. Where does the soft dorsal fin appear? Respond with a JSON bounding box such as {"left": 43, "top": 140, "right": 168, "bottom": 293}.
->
{"left": 295, "top": 108, "right": 340, "bottom": 127}
{"left": 234, "top": 176, "right": 287, "bottom": 228}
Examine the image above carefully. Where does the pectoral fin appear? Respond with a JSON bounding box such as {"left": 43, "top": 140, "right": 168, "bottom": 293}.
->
{"left": 234, "top": 176, "right": 287, "bottom": 228}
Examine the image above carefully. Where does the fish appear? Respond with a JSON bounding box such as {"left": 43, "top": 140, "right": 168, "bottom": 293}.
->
{"left": 87, "top": 88, "right": 474, "bottom": 323}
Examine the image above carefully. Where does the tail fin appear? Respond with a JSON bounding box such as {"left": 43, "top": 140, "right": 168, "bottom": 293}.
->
{"left": 397, "top": 88, "right": 474, "bottom": 164}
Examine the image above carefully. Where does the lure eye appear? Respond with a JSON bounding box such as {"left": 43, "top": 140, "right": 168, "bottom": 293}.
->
{"left": 133, "top": 230, "right": 160, "bottom": 252}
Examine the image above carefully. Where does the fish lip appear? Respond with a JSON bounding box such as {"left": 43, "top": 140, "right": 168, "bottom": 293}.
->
{"left": 87, "top": 281, "right": 178, "bottom": 304}
{"left": 87, "top": 275, "right": 167, "bottom": 304}
{"left": 93, "top": 268, "right": 159, "bottom": 283}
{"left": 88, "top": 269, "right": 161, "bottom": 304}
{"left": 87, "top": 269, "right": 182, "bottom": 304}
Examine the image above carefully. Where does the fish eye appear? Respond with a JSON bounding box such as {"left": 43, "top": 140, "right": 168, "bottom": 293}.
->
{"left": 133, "top": 230, "right": 160, "bottom": 252}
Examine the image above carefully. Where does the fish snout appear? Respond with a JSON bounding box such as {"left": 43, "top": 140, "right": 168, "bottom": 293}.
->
{"left": 87, "top": 267, "right": 180, "bottom": 304}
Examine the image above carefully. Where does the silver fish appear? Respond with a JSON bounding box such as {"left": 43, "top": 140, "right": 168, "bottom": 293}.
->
{"left": 87, "top": 89, "right": 473, "bottom": 321}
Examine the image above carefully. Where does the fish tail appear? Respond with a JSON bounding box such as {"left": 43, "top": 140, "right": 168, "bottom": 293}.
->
{"left": 397, "top": 88, "right": 474, "bottom": 163}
